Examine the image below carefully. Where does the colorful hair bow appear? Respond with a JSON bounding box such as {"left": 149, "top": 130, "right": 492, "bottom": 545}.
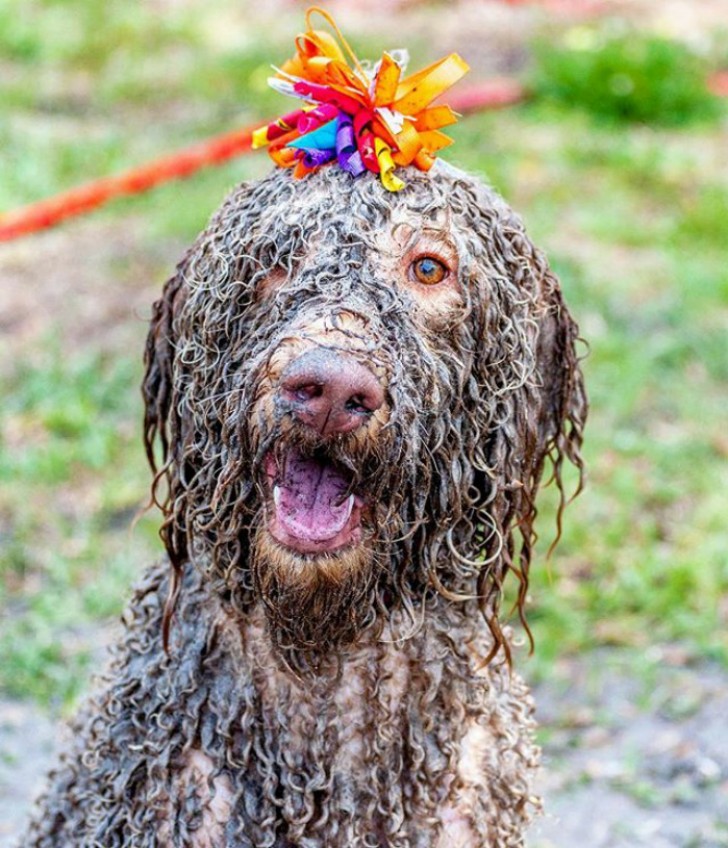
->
{"left": 253, "top": 7, "right": 469, "bottom": 191}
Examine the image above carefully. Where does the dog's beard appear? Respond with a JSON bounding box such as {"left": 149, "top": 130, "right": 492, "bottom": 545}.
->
{"left": 250, "top": 521, "right": 379, "bottom": 666}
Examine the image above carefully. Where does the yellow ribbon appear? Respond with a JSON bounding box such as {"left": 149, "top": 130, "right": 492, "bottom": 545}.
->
{"left": 375, "top": 138, "right": 405, "bottom": 192}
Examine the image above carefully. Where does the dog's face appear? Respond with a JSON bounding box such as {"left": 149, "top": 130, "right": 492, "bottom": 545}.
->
{"left": 144, "top": 164, "right": 586, "bottom": 664}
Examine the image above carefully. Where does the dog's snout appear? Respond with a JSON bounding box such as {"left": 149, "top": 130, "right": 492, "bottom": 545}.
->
{"left": 279, "top": 349, "right": 384, "bottom": 436}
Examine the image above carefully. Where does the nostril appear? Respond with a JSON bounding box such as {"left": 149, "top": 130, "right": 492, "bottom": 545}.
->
{"left": 346, "top": 395, "right": 368, "bottom": 414}
{"left": 289, "top": 383, "right": 324, "bottom": 403}
{"left": 346, "top": 389, "right": 381, "bottom": 415}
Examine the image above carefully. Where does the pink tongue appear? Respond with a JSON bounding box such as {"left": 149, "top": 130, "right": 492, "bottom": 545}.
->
{"left": 275, "top": 453, "right": 354, "bottom": 542}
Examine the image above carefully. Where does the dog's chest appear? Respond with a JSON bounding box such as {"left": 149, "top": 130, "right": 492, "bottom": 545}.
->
{"left": 199, "top": 613, "right": 503, "bottom": 846}
{"left": 242, "top": 613, "right": 431, "bottom": 763}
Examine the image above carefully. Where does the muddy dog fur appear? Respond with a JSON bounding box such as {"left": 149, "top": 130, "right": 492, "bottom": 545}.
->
{"left": 22, "top": 162, "right": 586, "bottom": 847}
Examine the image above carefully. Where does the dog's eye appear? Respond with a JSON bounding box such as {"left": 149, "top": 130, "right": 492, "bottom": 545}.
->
{"left": 410, "top": 256, "right": 448, "bottom": 286}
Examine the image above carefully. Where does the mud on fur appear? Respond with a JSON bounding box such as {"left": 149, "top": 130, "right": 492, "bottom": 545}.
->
{"left": 22, "top": 161, "right": 586, "bottom": 847}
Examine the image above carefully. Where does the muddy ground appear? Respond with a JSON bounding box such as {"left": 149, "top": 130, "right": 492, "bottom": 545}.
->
{"left": 2, "top": 648, "right": 727, "bottom": 847}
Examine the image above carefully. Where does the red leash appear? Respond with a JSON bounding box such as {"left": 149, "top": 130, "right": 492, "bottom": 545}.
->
{"left": 0, "top": 127, "right": 257, "bottom": 242}
{"left": 0, "top": 80, "right": 524, "bottom": 242}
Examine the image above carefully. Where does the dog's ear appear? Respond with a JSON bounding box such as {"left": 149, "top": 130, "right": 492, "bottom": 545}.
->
{"left": 533, "top": 268, "right": 587, "bottom": 503}
{"left": 496, "top": 229, "right": 587, "bottom": 650}
{"left": 142, "top": 262, "right": 186, "bottom": 480}
{"left": 457, "top": 185, "right": 587, "bottom": 659}
{"left": 140, "top": 179, "right": 265, "bottom": 646}
{"left": 142, "top": 260, "right": 190, "bottom": 645}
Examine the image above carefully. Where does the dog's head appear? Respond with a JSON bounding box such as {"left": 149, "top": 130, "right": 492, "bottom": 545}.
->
{"left": 143, "top": 163, "right": 586, "bottom": 666}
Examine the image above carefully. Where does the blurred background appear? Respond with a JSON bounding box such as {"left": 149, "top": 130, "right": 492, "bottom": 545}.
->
{"left": 1, "top": 0, "right": 727, "bottom": 845}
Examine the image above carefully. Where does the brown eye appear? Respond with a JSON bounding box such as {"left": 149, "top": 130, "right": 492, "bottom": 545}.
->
{"left": 411, "top": 255, "right": 448, "bottom": 286}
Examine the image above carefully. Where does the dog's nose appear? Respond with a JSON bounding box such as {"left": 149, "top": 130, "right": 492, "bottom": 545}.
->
{"left": 279, "top": 349, "right": 384, "bottom": 436}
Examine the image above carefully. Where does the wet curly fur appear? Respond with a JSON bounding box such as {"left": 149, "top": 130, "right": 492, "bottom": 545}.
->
{"left": 22, "top": 162, "right": 586, "bottom": 847}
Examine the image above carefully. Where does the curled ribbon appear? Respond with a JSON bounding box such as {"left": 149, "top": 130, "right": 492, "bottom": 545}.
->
{"left": 253, "top": 7, "right": 469, "bottom": 191}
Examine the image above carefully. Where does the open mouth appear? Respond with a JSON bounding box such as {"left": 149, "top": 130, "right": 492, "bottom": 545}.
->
{"left": 266, "top": 449, "right": 364, "bottom": 554}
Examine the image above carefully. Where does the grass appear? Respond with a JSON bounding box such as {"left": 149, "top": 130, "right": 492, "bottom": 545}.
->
{"left": 531, "top": 26, "right": 723, "bottom": 126}
{"left": 1, "top": 1, "right": 727, "bottom": 705}
{"left": 0, "top": 347, "right": 161, "bottom": 705}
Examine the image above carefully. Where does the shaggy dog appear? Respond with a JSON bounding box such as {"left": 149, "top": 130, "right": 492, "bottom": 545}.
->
{"left": 22, "top": 161, "right": 585, "bottom": 847}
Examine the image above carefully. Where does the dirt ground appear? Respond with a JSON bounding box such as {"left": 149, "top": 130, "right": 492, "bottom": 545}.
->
{"left": 2, "top": 647, "right": 727, "bottom": 847}
{"left": 531, "top": 653, "right": 728, "bottom": 847}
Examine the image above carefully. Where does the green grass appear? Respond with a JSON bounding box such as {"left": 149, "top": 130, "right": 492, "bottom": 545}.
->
{"left": 1, "top": 1, "right": 727, "bottom": 704}
{"left": 531, "top": 26, "right": 723, "bottom": 126}
{"left": 0, "top": 346, "right": 161, "bottom": 705}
